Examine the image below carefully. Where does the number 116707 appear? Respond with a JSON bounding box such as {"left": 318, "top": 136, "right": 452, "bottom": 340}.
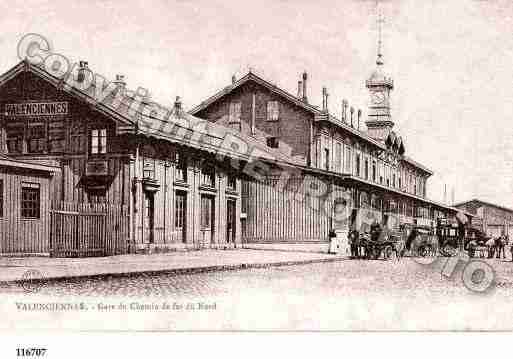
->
{"left": 17, "top": 349, "right": 47, "bottom": 357}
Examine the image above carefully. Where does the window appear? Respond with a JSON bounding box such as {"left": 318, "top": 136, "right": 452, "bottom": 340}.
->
{"left": 27, "top": 123, "right": 46, "bottom": 153}
{"left": 393, "top": 173, "right": 396, "bottom": 188}
{"left": 48, "top": 120, "right": 65, "bottom": 153}
{"left": 227, "top": 173, "right": 237, "bottom": 190}
{"left": 175, "top": 192, "right": 186, "bottom": 236}
{"left": 201, "top": 195, "right": 213, "bottom": 229}
{"left": 70, "top": 122, "right": 86, "bottom": 153}
{"left": 399, "top": 176, "right": 402, "bottom": 190}
{"left": 21, "top": 183, "right": 40, "bottom": 219}
{"left": 201, "top": 164, "right": 215, "bottom": 187}
{"left": 266, "top": 101, "right": 279, "bottom": 121}
{"left": 266, "top": 137, "right": 279, "bottom": 148}
{"left": 6, "top": 124, "right": 24, "bottom": 154}
{"left": 364, "top": 159, "right": 369, "bottom": 180}
{"left": 90, "top": 128, "right": 107, "bottom": 154}
{"left": 229, "top": 102, "right": 241, "bottom": 124}
{"left": 324, "top": 148, "right": 330, "bottom": 171}
{"left": 335, "top": 143, "right": 341, "bottom": 172}
{"left": 0, "top": 180, "right": 3, "bottom": 217}
{"left": 355, "top": 154, "right": 360, "bottom": 177}
{"left": 143, "top": 158, "right": 155, "bottom": 179}
{"left": 372, "top": 161, "right": 377, "bottom": 182}
{"left": 345, "top": 147, "right": 351, "bottom": 173}
{"left": 175, "top": 152, "right": 187, "bottom": 182}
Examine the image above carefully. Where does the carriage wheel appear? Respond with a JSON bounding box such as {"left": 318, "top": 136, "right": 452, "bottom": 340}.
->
{"left": 418, "top": 246, "right": 427, "bottom": 257}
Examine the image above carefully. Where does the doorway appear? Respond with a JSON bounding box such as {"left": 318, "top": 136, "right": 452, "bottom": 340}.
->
{"left": 226, "top": 199, "right": 236, "bottom": 244}
{"left": 200, "top": 195, "right": 215, "bottom": 247}
{"left": 144, "top": 191, "right": 155, "bottom": 244}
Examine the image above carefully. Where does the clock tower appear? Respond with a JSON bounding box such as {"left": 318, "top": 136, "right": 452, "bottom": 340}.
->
{"left": 365, "top": 7, "right": 395, "bottom": 142}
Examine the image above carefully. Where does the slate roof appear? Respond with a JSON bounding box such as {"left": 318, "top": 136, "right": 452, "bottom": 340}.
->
{"left": 0, "top": 60, "right": 296, "bottom": 166}
{"left": 189, "top": 70, "right": 433, "bottom": 175}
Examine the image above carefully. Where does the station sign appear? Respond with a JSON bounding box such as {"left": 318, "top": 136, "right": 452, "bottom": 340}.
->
{"left": 4, "top": 102, "right": 68, "bottom": 117}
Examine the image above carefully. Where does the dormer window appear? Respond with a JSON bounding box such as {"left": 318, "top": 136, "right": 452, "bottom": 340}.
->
{"left": 90, "top": 129, "right": 107, "bottom": 154}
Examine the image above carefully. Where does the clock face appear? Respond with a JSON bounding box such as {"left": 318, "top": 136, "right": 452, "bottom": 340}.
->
{"left": 372, "top": 92, "right": 385, "bottom": 104}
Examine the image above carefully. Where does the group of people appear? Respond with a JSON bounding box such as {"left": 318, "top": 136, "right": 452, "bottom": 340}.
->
{"left": 466, "top": 234, "right": 510, "bottom": 260}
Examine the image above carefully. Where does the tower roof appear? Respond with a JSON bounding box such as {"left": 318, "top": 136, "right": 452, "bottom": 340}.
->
{"left": 366, "top": 1, "right": 393, "bottom": 89}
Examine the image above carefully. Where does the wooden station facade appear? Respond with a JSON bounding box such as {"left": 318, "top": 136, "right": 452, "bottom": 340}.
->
{"left": 0, "top": 60, "right": 284, "bottom": 256}
{"left": 191, "top": 57, "right": 459, "bottom": 245}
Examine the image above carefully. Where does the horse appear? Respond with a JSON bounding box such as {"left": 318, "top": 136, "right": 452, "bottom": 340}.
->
{"left": 496, "top": 236, "right": 508, "bottom": 259}
{"left": 486, "top": 237, "right": 497, "bottom": 258}
{"left": 348, "top": 229, "right": 362, "bottom": 259}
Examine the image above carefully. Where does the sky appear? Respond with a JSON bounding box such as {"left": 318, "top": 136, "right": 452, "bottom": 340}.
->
{"left": 1, "top": 0, "right": 513, "bottom": 208}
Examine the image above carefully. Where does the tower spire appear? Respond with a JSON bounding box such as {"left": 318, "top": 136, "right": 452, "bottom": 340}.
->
{"left": 376, "top": 0, "right": 384, "bottom": 66}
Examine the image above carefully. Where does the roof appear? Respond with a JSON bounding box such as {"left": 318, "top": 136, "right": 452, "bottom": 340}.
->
{"left": 0, "top": 154, "right": 61, "bottom": 173}
{"left": 0, "top": 60, "right": 292, "bottom": 166}
{"left": 453, "top": 198, "right": 513, "bottom": 215}
{"left": 189, "top": 70, "right": 433, "bottom": 176}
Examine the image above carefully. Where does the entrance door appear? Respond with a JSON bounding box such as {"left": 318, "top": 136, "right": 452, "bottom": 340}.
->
{"left": 175, "top": 191, "right": 187, "bottom": 243}
{"left": 226, "top": 199, "right": 236, "bottom": 244}
{"left": 144, "top": 192, "right": 155, "bottom": 244}
{"left": 200, "top": 195, "right": 215, "bottom": 247}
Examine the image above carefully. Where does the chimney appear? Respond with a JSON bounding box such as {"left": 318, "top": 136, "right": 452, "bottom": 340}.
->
{"left": 113, "top": 74, "right": 126, "bottom": 89}
{"left": 297, "top": 80, "right": 303, "bottom": 98}
{"left": 342, "top": 99, "right": 348, "bottom": 122}
{"left": 231, "top": 75, "right": 237, "bottom": 84}
{"left": 174, "top": 96, "right": 182, "bottom": 111}
{"left": 350, "top": 106, "right": 354, "bottom": 127}
{"left": 302, "top": 71, "right": 308, "bottom": 103}
{"left": 77, "top": 60, "right": 89, "bottom": 83}
{"left": 357, "top": 109, "right": 362, "bottom": 130}
{"left": 322, "top": 87, "right": 327, "bottom": 112}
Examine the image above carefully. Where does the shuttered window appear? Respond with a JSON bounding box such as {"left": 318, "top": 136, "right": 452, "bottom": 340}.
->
{"left": 266, "top": 101, "right": 279, "bottom": 121}
{"left": 48, "top": 120, "right": 65, "bottom": 153}
{"left": 6, "top": 124, "right": 24, "bottom": 154}
{"left": 229, "top": 102, "right": 241, "bottom": 124}
{"left": 21, "top": 183, "right": 40, "bottom": 219}
{"left": 27, "top": 123, "right": 46, "bottom": 153}
{"left": 70, "top": 121, "right": 86, "bottom": 153}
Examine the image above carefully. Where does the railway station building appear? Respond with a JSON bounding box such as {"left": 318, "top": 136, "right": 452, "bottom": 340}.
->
{"left": 191, "top": 49, "right": 463, "bottom": 249}
{"left": 0, "top": 59, "right": 288, "bottom": 256}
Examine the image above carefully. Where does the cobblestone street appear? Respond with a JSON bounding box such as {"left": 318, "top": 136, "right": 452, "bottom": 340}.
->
{"left": 2, "top": 256, "right": 513, "bottom": 298}
{"left": 3, "top": 256, "right": 513, "bottom": 330}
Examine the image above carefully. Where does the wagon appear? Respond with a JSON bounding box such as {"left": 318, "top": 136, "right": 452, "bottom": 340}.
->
{"left": 358, "top": 229, "right": 403, "bottom": 260}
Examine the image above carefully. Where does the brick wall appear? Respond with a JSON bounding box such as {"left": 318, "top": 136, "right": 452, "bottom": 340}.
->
{"left": 195, "top": 82, "right": 313, "bottom": 165}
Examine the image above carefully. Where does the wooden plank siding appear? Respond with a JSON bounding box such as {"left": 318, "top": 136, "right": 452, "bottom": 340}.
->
{"left": 241, "top": 175, "right": 338, "bottom": 243}
{"left": 0, "top": 167, "right": 52, "bottom": 255}
{"left": 132, "top": 147, "right": 242, "bottom": 251}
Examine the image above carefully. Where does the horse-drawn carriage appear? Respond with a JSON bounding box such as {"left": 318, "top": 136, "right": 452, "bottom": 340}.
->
{"left": 464, "top": 228, "right": 489, "bottom": 258}
{"left": 349, "top": 222, "right": 404, "bottom": 260}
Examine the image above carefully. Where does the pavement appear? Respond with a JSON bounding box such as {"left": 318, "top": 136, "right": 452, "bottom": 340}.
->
{"left": 0, "top": 248, "right": 345, "bottom": 283}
